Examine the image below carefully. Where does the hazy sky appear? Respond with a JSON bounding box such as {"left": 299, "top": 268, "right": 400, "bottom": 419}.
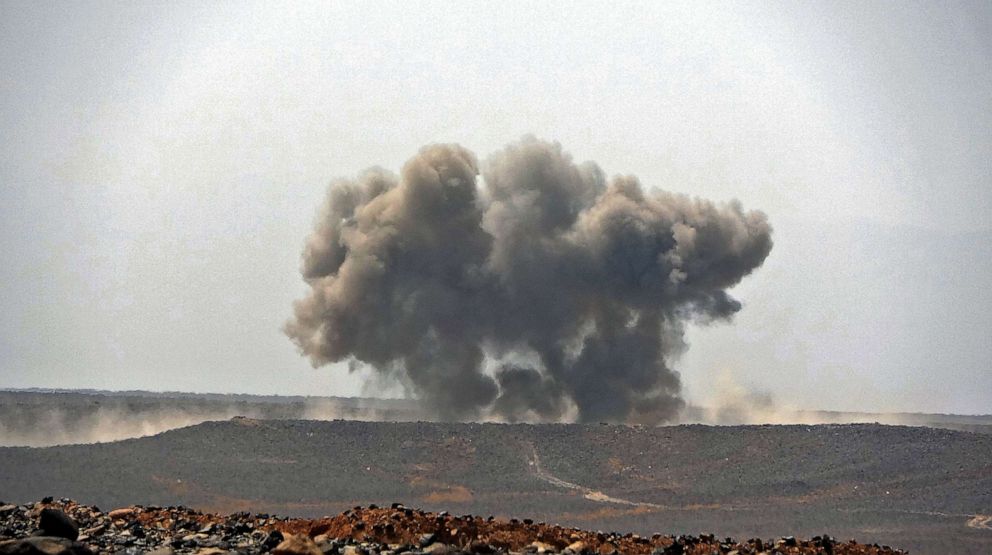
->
{"left": 1, "top": 1, "right": 989, "bottom": 415}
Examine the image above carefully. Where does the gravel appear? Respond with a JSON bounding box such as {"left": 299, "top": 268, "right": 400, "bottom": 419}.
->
{"left": 0, "top": 499, "right": 906, "bottom": 555}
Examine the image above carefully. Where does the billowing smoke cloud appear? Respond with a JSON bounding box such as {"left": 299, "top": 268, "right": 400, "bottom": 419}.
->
{"left": 286, "top": 137, "right": 773, "bottom": 423}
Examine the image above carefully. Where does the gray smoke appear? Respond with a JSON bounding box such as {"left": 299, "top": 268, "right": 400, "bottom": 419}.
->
{"left": 286, "top": 137, "right": 773, "bottom": 423}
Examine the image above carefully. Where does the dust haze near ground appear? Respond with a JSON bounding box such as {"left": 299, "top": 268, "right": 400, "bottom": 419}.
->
{"left": 286, "top": 137, "right": 773, "bottom": 424}
{"left": 0, "top": 390, "right": 426, "bottom": 447}
{"left": 1, "top": 390, "right": 988, "bottom": 448}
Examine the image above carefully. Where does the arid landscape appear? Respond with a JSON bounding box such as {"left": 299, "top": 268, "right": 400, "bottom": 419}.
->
{"left": 4, "top": 3, "right": 992, "bottom": 554}
{"left": 1, "top": 391, "right": 990, "bottom": 554}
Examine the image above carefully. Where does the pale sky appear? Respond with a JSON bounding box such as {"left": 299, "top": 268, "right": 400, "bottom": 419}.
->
{"left": 1, "top": 1, "right": 989, "bottom": 415}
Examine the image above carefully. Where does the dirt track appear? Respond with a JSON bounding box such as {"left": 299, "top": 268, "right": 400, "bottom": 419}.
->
{"left": 527, "top": 442, "right": 661, "bottom": 509}
{"left": 967, "top": 515, "right": 991, "bottom": 530}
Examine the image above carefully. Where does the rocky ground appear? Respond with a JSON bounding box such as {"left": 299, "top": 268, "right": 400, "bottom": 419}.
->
{"left": 0, "top": 499, "right": 905, "bottom": 555}
{"left": 2, "top": 420, "right": 990, "bottom": 554}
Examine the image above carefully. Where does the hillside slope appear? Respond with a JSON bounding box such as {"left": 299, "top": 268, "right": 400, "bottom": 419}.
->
{"left": 1, "top": 420, "right": 989, "bottom": 554}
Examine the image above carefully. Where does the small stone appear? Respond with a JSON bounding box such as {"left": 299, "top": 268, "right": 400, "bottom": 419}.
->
{"left": 529, "top": 541, "right": 555, "bottom": 554}
{"left": 420, "top": 544, "right": 454, "bottom": 555}
{"left": 81, "top": 525, "right": 104, "bottom": 537}
{"left": 108, "top": 508, "right": 135, "bottom": 520}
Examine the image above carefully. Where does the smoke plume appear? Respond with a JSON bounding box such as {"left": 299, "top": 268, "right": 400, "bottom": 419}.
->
{"left": 286, "top": 137, "right": 773, "bottom": 423}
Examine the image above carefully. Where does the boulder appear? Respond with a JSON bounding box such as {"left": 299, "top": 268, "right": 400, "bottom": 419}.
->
{"left": 38, "top": 509, "right": 78, "bottom": 541}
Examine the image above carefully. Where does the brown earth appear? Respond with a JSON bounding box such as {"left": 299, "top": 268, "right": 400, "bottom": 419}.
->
{"left": 1, "top": 499, "right": 907, "bottom": 555}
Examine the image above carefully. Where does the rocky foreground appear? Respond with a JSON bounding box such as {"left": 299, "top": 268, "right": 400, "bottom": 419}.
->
{"left": 0, "top": 499, "right": 904, "bottom": 555}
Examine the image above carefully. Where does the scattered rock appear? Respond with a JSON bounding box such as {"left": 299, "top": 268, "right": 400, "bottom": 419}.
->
{"left": 0, "top": 499, "right": 908, "bottom": 555}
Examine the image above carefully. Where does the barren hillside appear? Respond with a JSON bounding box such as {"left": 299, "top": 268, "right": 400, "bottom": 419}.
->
{"left": 1, "top": 420, "right": 989, "bottom": 554}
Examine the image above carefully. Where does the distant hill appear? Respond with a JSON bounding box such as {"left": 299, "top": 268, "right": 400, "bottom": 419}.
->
{"left": 0, "top": 389, "right": 427, "bottom": 446}
{"left": 0, "top": 419, "right": 990, "bottom": 554}
{"left": 1, "top": 389, "right": 989, "bottom": 448}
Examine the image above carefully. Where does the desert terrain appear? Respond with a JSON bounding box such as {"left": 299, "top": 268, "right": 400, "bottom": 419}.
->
{"left": 1, "top": 392, "right": 990, "bottom": 554}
